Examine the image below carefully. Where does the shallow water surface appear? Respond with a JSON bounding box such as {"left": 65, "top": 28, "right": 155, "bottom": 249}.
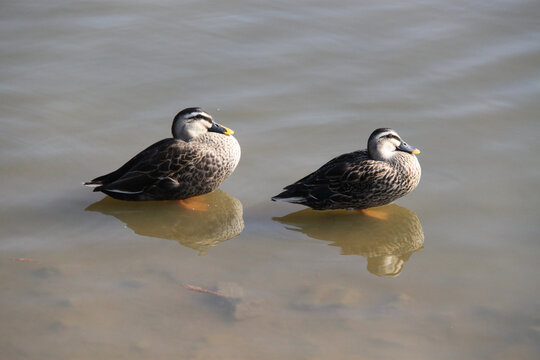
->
{"left": 1, "top": 1, "right": 540, "bottom": 359}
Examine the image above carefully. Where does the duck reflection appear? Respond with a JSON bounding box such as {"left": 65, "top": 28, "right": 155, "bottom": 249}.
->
{"left": 86, "top": 190, "right": 244, "bottom": 254}
{"left": 273, "top": 205, "right": 424, "bottom": 277}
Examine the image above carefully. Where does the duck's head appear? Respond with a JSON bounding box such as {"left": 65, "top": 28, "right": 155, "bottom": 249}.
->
{"left": 172, "top": 107, "right": 234, "bottom": 141}
{"left": 367, "top": 128, "right": 420, "bottom": 161}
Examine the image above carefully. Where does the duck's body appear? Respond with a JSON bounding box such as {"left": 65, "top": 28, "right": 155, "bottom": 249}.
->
{"left": 272, "top": 128, "right": 421, "bottom": 210}
{"left": 85, "top": 108, "right": 240, "bottom": 201}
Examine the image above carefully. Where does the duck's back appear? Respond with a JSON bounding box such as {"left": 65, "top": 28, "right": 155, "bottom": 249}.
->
{"left": 273, "top": 149, "right": 420, "bottom": 210}
{"left": 91, "top": 133, "right": 241, "bottom": 201}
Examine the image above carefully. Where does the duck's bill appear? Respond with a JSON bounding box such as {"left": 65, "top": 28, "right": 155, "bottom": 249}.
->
{"left": 397, "top": 142, "right": 420, "bottom": 155}
{"left": 209, "top": 122, "right": 234, "bottom": 135}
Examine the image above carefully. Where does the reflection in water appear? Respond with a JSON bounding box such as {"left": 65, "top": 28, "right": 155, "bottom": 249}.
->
{"left": 274, "top": 205, "right": 424, "bottom": 277}
{"left": 86, "top": 190, "right": 244, "bottom": 254}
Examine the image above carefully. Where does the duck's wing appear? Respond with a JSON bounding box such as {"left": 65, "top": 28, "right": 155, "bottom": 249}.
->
{"left": 272, "top": 150, "right": 383, "bottom": 203}
{"left": 289, "top": 151, "right": 368, "bottom": 187}
{"left": 84, "top": 138, "right": 174, "bottom": 187}
{"left": 90, "top": 139, "right": 209, "bottom": 196}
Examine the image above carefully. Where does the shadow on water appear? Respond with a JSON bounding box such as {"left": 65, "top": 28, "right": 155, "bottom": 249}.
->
{"left": 273, "top": 204, "right": 424, "bottom": 277}
{"left": 85, "top": 190, "right": 244, "bottom": 254}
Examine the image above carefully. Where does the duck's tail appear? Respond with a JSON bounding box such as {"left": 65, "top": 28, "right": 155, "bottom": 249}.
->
{"left": 271, "top": 195, "right": 305, "bottom": 203}
{"left": 271, "top": 186, "right": 308, "bottom": 204}
{"left": 83, "top": 180, "right": 102, "bottom": 190}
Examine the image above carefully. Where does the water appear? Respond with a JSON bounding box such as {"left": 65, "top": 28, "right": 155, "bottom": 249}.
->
{"left": 1, "top": 1, "right": 540, "bottom": 359}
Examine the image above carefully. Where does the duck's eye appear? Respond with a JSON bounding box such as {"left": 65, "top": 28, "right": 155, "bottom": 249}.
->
{"left": 194, "top": 114, "right": 213, "bottom": 123}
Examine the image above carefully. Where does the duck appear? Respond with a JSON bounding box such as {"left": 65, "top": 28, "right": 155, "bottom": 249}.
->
{"left": 84, "top": 107, "right": 241, "bottom": 201}
{"left": 271, "top": 128, "right": 421, "bottom": 210}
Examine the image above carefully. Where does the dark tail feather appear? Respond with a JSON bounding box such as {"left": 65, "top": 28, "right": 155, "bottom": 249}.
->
{"left": 83, "top": 180, "right": 102, "bottom": 190}
{"left": 271, "top": 188, "right": 306, "bottom": 203}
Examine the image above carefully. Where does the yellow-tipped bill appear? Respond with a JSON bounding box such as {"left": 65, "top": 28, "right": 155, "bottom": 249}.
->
{"left": 397, "top": 141, "right": 420, "bottom": 155}
{"left": 222, "top": 125, "right": 234, "bottom": 135}
{"left": 209, "top": 122, "right": 235, "bottom": 135}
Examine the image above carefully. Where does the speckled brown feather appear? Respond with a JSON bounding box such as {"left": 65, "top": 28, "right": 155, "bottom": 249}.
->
{"left": 273, "top": 149, "right": 421, "bottom": 210}
{"left": 88, "top": 133, "right": 240, "bottom": 201}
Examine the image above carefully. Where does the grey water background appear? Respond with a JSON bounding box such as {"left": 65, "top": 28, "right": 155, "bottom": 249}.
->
{"left": 1, "top": 1, "right": 540, "bottom": 359}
